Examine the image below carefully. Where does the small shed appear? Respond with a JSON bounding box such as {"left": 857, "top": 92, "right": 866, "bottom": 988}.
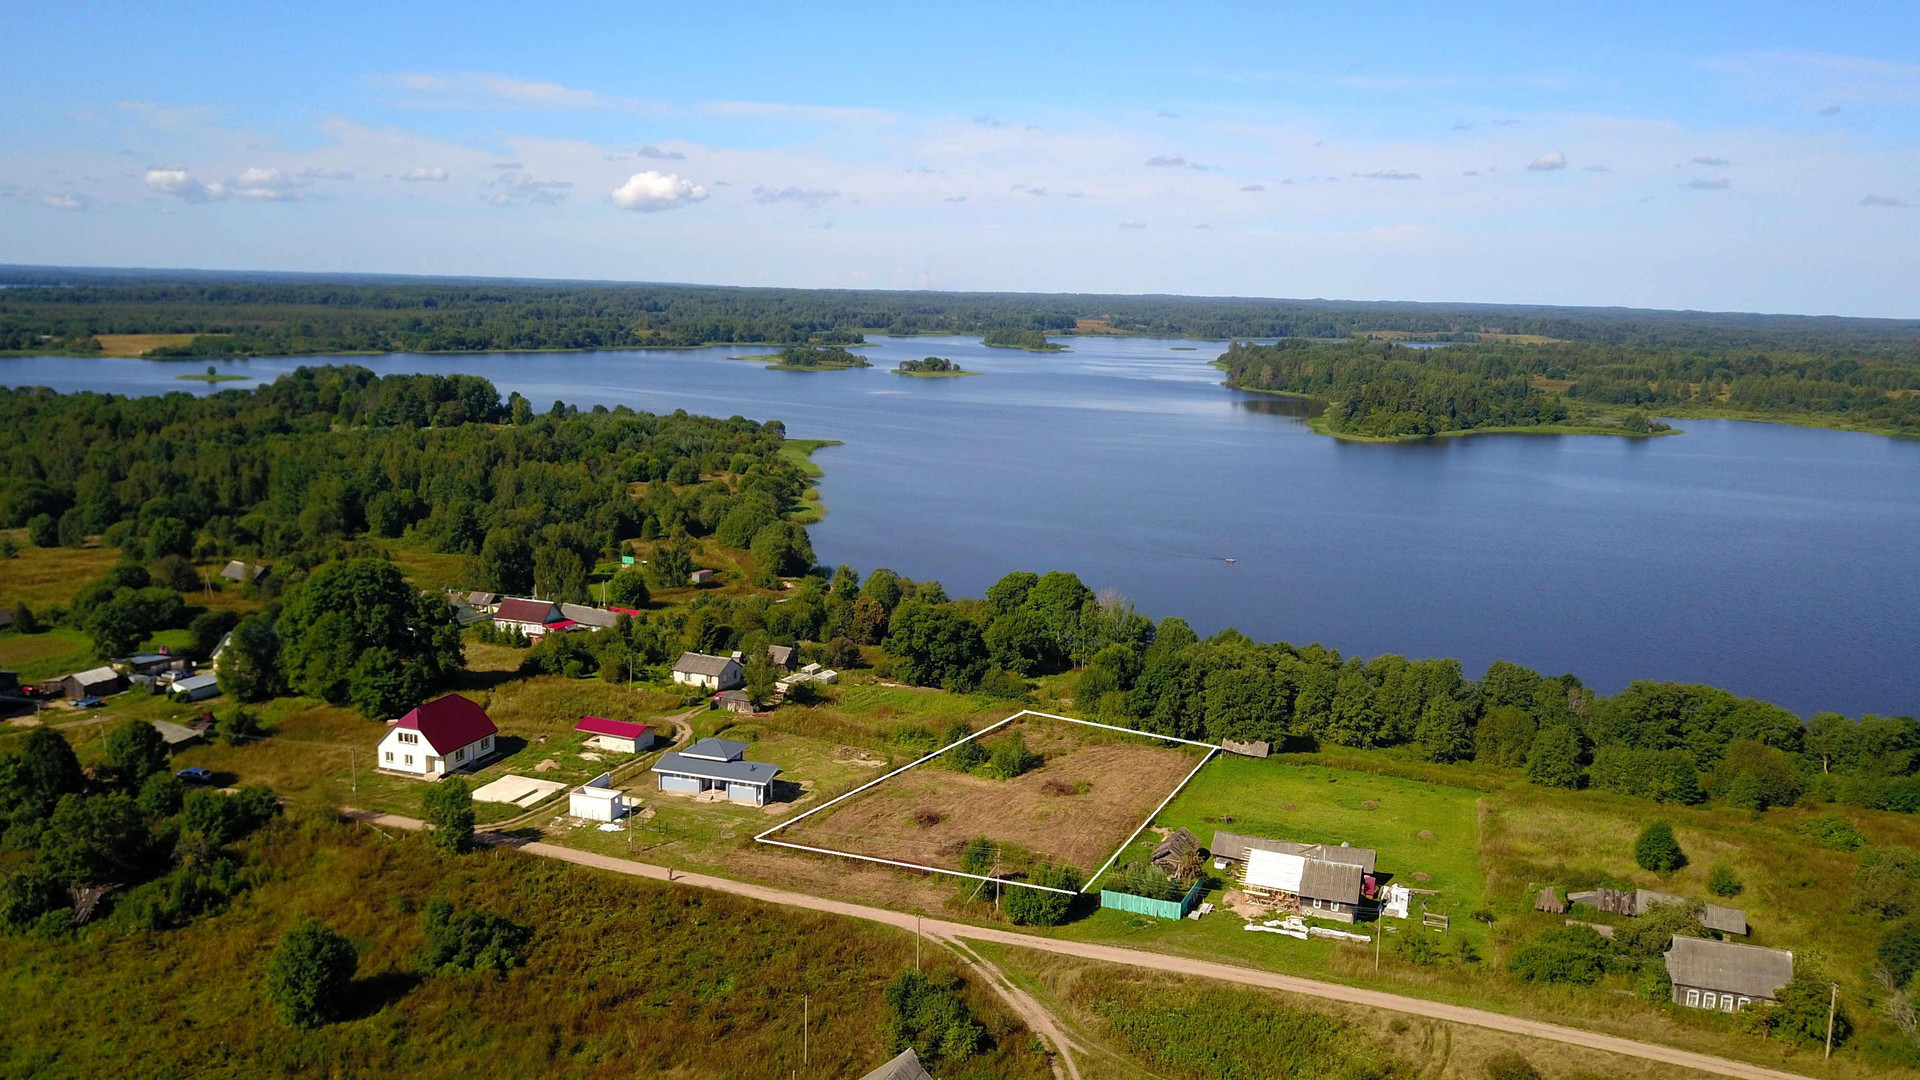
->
{"left": 1150, "top": 827, "right": 1200, "bottom": 874}
{"left": 857, "top": 1048, "right": 933, "bottom": 1080}
{"left": 1535, "top": 886, "right": 1569, "bottom": 914}
{"left": 219, "top": 560, "right": 269, "bottom": 586}
{"left": 688, "top": 568, "right": 716, "bottom": 586}
{"left": 569, "top": 772, "right": 631, "bottom": 822}
{"left": 1665, "top": 937, "right": 1793, "bottom": 1012}
{"left": 714, "top": 689, "right": 755, "bottom": 714}
{"left": 575, "top": 716, "right": 655, "bottom": 753}
{"left": 61, "top": 666, "right": 126, "bottom": 700}
{"left": 1702, "top": 904, "right": 1749, "bottom": 936}
{"left": 120, "top": 653, "right": 179, "bottom": 676}
{"left": 169, "top": 673, "right": 223, "bottom": 702}
{"left": 150, "top": 719, "right": 204, "bottom": 750}
{"left": 766, "top": 644, "right": 797, "bottom": 670}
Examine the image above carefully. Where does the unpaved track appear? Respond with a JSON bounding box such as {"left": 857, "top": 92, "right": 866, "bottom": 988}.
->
{"left": 342, "top": 811, "right": 1812, "bottom": 1080}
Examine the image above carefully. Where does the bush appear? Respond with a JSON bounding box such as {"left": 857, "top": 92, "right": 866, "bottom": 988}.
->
{"left": 1004, "top": 863, "right": 1079, "bottom": 926}
{"left": 1592, "top": 746, "right": 1703, "bottom": 805}
{"left": 422, "top": 777, "right": 475, "bottom": 854}
{"left": 985, "top": 731, "right": 1043, "bottom": 779}
{"left": 218, "top": 706, "right": 263, "bottom": 745}
{"left": 977, "top": 668, "right": 1032, "bottom": 702}
{"left": 1635, "top": 821, "right": 1685, "bottom": 873}
{"left": 418, "top": 899, "right": 531, "bottom": 975}
{"left": 606, "top": 567, "right": 650, "bottom": 608}
{"left": 884, "top": 969, "right": 985, "bottom": 1067}
{"left": 1707, "top": 861, "right": 1743, "bottom": 898}
{"left": 942, "top": 721, "right": 987, "bottom": 772}
{"left": 1764, "top": 972, "right": 1849, "bottom": 1047}
{"left": 1110, "top": 861, "right": 1186, "bottom": 902}
{"left": 959, "top": 837, "right": 996, "bottom": 877}
{"left": 0, "top": 868, "right": 64, "bottom": 932}
{"left": 104, "top": 718, "right": 171, "bottom": 787}
{"left": 1879, "top": 921, "right": 1920, "bottom": 989}
{"left": 1507, "top": 925, "right": 1609, "bottom": 985}
{"left": 266, "top": 918, "right": 358, "bottom": 1027}
{"left": 137, "top": 770, "right": 185, "bottom": 817}
{"left": 1482, "top": 1051, "right": 1542, "bottom": 1080}
{"left": 1797, "top": 814, "right": 1868, "bottom": 852}
{"left": 1852, "top": 847, "right": 1920, "bottom": 918}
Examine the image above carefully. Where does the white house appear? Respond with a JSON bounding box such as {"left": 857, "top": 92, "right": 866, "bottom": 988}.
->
{"left": 569, "top": 772, "right": 631, "bottom": 822}
{"left": 492, "top": 597, "right": 563, "bottom": 638}
{"left": 672, "top": 651, "right": 744, "bottom": 692}
{"left": 377, "top": 694, "right": 499, "bottom": 778}
{"left": 574, "top": 716, "right": 654, "bottom": 753}
{"left": 652, "top": 737, "right": 780, "bottom": 806}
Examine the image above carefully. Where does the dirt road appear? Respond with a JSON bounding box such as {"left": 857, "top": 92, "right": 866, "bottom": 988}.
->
{"left": 342, "top": 811, "right": 1813, "bottom": 1080}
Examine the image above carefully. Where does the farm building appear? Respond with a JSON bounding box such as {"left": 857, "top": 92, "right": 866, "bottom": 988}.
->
{"left": 1151, "top": 827, "right": 1201, "bottom": 875}
{"left": 1569, "top": 887, "right": 1748, "bottom": 935}
{"left": 219, "top": 560, "right": 269, "bottom": 586}
{"left": 672, "top": 652, "right": 744, "bottom": 691}
{"left": 558, "top": 603, "right": 620, "bottom": 631}
{"left": 569, "top": 772, "right": 632, "bottom": 822}
{"left": 652, "top": 736, "right": 780, "bottom": 806}
{"left": 377, "top": 695, "right": 499, "bottom": 778}
{"left": 493, "top": 597, "right": 563, "bottom": 638}
{"left": 714, "top": 689, "right": 755, "bottom": 714}
{"left": 575, "top": 716, "right": 654, "bottom": 753}
{"left": 688, "top": 568, "right": 716, "bottom": 585}
{"left": 766, "top": 644, "right": 797, "bottom": 670}
{"left": 60, "top": 666, "right": 125, "bottom": 700}
{"left": 857, "top": 1049, "right": 932, "bottom": 1080}
{"left": 119, "top": 652, "right": 182, "bottom": 676}
{"left": 168, "top": 673, "right": 223, "bottom": 702}
{"left": 1664, "top": 937, "right": 1793, "bottom": 1012}
{"left": 1240, "top": 846, "right": 1367, "bottom": 923}
{"left": 1210, "top": 830, "right": 1378, "bottom": 874}
{"left": 776, "top": 663, "right": 839, "bottom": 695}
{"left": 465, "top": 591, "right": 499, "bottom": 612}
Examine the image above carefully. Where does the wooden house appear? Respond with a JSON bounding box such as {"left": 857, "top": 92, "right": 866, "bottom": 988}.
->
{"left": 1664, "top": 937, "right": 1792, "bottom": 1013}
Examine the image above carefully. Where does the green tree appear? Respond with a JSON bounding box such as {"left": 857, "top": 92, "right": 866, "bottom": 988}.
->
{"left": 417, "top": 899, "right": 531, "bottom": 976}
{"left": 883, "top": 602, "right": 988, "bottom": 690}
{"left": 1507, "top": 924, "right": 1608, "bottom": 985}
{"left": 1004, "top": 863, "right": 1079, "bottom": 926}
{"left": 348, "top": 646, "right": 430, "bottom": 720}
{"left": 1474, "top": 705, "right": 1539, "bottom": 767}
{"left": 422, "top": 776, "right": 475, "bottom": 854}
{"left": 26, "top": 513, "right": 56, "bottom": 548}
{"left": 743, "top": 644, "right": 779, "bottom": 708}
{"left": 532, "top": 531, "right": 593, "bottom": 603}
{"left": 984, "top": 571, "right": 1039, "bottom": 616}
{"left": 137, "top": 770, "right": 185, "bottom": 817}
{"left": 643, "top": 544, "right": 695, "bottom": 590}
{"left": 11, "top": 602, "right": 42, "bottom": 634}
{"left": 1851, "top": 847, "right": 1920, "bottom": 918}
{"left": 749, "top": 520, "right": 814, "bottom": 579}
{"left": 187, "top": 609, "right": 239, "bottom": 660}
{"left": 38, "top": 793, "right": 149, "bottom": 888}
{"left": 1765, "top": 972, "right": 1849, "bottom": 1047}
{"left": 216, "top": 614, "right": 284, "bottom": 702}
{"left": 217, "top": 706, "right": 263, "bottom": 746}
{"left": 13, "top": 727, "right": 85, "bottom": 817}
{"left": 1203, "top": 666, "right": 1279, "bottom": 745}
{"left": 1415, "top": 694, "right": 1475, "bottom": 763}
{"left": 1879, "top": 921, "right": 1920, "bottom": 989}
{"left": 1525, "top": 725, "right": 1584, "bottom": 788}
{"left": 1707, "top": 861, "right": 1744, "bottom": 898}
{"left": 266, "top": 919, "right": 358, "bottom": 1028}
{"left": 276, "top": 559, "right": 460, "bottom": 709}
{"left": 103, "top": 718, "right": 170, "bottom": 787}
{"left": 606, "top": 566, "right": 650, "bottom": 607}
{"left": 1481, "top": 1052, "right": 1542, "bottom": 1080}
{"left": 1635, "top": 821, "right": 1686, "bottom": 873}
{"left": 146, "top": 516, "right": 192, "bottom": 559}
{"left": 478, "top": 529, "right": 534, "bottom": 595}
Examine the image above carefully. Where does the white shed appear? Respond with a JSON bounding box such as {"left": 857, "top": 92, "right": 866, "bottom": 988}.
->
{"left": 569, "top": 772, "right": 630, "bottom": 822}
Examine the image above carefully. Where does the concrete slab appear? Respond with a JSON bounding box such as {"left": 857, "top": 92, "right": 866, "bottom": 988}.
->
{"left": 472, "top": 774, "right": 568, "bottom": 807}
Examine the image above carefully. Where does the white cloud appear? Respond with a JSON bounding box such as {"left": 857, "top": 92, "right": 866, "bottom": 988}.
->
{"left": 298, "top": 166, "right": 354, "bottom": 180}
{"left": 1240, "top": 183, "right": 1265, "bottom": 192}
{"left": 400, "top": 166, "right": 448, "bottom": 182}
{"left": 1359, "top": 170, "right": 1421, "bottom": 180}
{"left": 233, "top": 166, "right": 299, "bottom": 200}
{"left": 1144, "top": 153, "right": 1187, "bottom": 167}
{"left": 1691, "top": 156, "right": 1732, "bottom": 166}
{"left": 1118, "top": 220, "right": 1147, "bottom": 229}
{"left": 1583, "top": 164, "right": 1613, "bottom": 173}
{"left": 636, "top": 145, "right": 685, "bottom": 160}
{"left": 1527, "top": 151, "right": 1568, "bottom": 171}
{"left": 145, "top": 167, "right": 224, "bottom": 201}
{"left": 752, "top": 185, "right": 839, "bottom": 207}
{"left": 1861, "top": 194, "right": 1910, "bottom": 208}
{"left": 611, "top": 170, "right": 708, "bottom": 211}
{"left": 485, "top": 170, "right": 572, "bottom": 207}
{"left": 40, "top": 193, "right": 88, "bottom": 211}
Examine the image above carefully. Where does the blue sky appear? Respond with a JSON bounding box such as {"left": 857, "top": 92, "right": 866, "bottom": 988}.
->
{"left": 4, "top": 1, "right": 1918, "bottom": 315}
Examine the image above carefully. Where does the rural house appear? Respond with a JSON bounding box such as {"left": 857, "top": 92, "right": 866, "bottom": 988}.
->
{"left": 575, "top": 716, "right": 654, "bottom": 754}
{"left": 652, "top": 736, "right": 780, "bottom": 806}
{"left": 856, "top": 1048, "right": 933, "bottom": 1080}
{"left": 714, "top": 689, "right": 755, "bottom": 714}
{"left": 493, "top": 597, "right": 564, "bottom": 638}
{"left": 1241, "top": 846, "right": 1368, "bottom": 922}
{"left": 377, "top": 695, "right": 499, "bottom": 778}
{"left": 219, "top": 560, "right": 269, "bottom": 586}
{"left": 672, "top": 651, "right": 744, "bottom": 691}
{"left": 568, "top": 772, "right": 631, "bottom": 822}
{"left": 1664, "top": 937, "right": 1793, "bottom": 1012}
{"left": 1151, "top": 827, "right": 1201, "bottom": 875}
{"left": 118, "top": 652, "right": 181, "bottom": 676}
{"left": 60, "top": 666, "right": 125, "bottom": 700}
{"left": 464, "top": 591, "right": 499, "bottom": 612}
{"left": 766, "top": 644, "right": 797, "bottom": 670}
{"left": 1210, "top": 830, "right": 1378, "bottom": 874}
{"left": 1570, "top": 887, "right": 1748, "bottom": 935}
{"left": 559, "top": 603, "right": 620, "bottom": 631}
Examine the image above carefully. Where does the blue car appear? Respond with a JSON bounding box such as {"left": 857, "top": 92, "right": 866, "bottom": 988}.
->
{"left": 74, "top": 697, "right": 104, "bottom": 709}
{"left": 176, "top": 767, "right": 215, "bottom": 784}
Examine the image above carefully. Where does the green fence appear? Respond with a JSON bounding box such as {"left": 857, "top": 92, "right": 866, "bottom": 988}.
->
{"left": 1099, "top": 879, "right": 1205, "bottom": 920}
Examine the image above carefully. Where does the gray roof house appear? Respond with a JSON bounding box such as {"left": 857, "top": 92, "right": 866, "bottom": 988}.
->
{"left": 766, "top": 644, "right": 797, "bottom": 670}
{"left": 150, "top": 719, "right": 205, "bottom": 749}
{"left": 219, "top": 560, "right": 269, "bottom": 586}
{"left": 558, "top": 603, "right": 620, "bottom": 631}
{"left": 671, "top": 651, "right": 744, "bottom": 691}
{"left": 857, "top": 1048, "right": 933, "bottom": 1080}
{"left": 1150, "top": 827, "right": 1200, "bottom": 873}
{"left": 652, "top": 737, "right": 780, "bottom": 806}
{"left": 1210, "top": 830, "right": 1378, "bottom": 874}
{"left": 1665, "top": 937, "right": 1793, "bottom": 1012}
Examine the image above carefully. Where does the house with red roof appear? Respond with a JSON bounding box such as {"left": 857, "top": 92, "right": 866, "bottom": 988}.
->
{"left": 377, "top": 694, "right": 500, "bottom": 778}
{"left": 575, "top": 715, "right": 655, "bottom": 754}
{"left": 493, "top": 597, "right": 563, "bottom": 638}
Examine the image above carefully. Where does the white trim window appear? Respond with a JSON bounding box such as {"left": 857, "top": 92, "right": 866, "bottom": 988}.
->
{"left": 405, "top": 754, "right": 414, "bottom": 766}
{"left": 1702, "top": 992, "right": 1717, "bottom": 1010}
{"left": 1685, "top": 989, "right": 1700, "bottom": 1007}
{"left": 384, "top": 751, "right": 394, "bottom": 762}
{"left": 1721, "top": 996, "right": 1736, "bottom": 1013}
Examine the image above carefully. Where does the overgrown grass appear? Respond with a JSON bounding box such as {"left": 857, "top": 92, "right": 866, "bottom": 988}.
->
{"left": 0, "top": 813, "right": 1052, "bottom": 1079}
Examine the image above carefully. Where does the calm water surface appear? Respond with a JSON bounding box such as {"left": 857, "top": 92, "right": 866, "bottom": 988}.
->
{"left": 8, "top": 338, "right": 1917, "bottom": 717}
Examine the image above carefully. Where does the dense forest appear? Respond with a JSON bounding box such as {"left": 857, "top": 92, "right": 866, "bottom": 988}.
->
{"left": 8, "top": 267, "right": 1920, "bottom": 354}
{"left": 1217, "top": 338, "right": 1920, "bottom": 437}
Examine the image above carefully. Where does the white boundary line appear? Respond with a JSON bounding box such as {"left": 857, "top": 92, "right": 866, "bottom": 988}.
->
{"left": 754, "top": 708, "right": 1224, "bottom": 895}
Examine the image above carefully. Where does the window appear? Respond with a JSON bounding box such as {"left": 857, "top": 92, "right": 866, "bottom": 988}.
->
{"left": 1701, "top": 993, "right": 1716, "bottom": 1010}
{"left": 452, "top": 748, "right": 464, "bottom": 762}
{"left": 1721, "top": 996, "right": 1736, "bottom": 1013}
{"left": 1685, "top": 990, "right": 1700, "bottom": 1007}
{"left": 405, "top": 754, "right": 414, "bottom": 766}
{"left": 384, "top": 751, "right": 393, "bottom": 762}
{"left": 1737, "top": 996, "right": 1751, "bottom": 1009}
{"left": 399, "top": 732, "right": 418, "bottom": 745}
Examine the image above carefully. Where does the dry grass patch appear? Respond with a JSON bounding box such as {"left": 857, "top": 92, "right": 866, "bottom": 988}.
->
{"left": 91, "top": 333, "right": 204, "bottom": 356}
{"left": 0, "top": 542, "right": 124, "bottom": 609}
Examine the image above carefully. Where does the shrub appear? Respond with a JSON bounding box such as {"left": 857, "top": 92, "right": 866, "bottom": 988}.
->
{"left": 266, "top": 918, "right": 358, "bottom": 1027}
{"left": 422, "top": 778, "right": 475, "bottom": 854}
{"left": 1797, "top": 814, "right": 1868, "bottom": 852}
{"left": 0, "top": 868, "right": 64, "bottom": 932}
{"left": 1004, "top": 863, "right": 1079, "bottom": 926}
{"left": 218, "top": 706, "right": 263, "bottom": 746}
{"left": 1635, "top": 821, "right": 1685, "bottom": 873}
{"left": 606, "top": 567, "right": 650, "bottom": 608}
{"left": 985, "top": 731, "right": 1043, "bottom": 779}
{"left": 942, "top": 721, "right": 987, "bottom": 772}
{"left": 1507, "top": 925, "right": 1609, "bottom": 985}
{"left": 1707, "top": 861, "right": 1743, "bottom": 898}
{"left": 418, "top": 898, "right": 531, "bottom": 975}
{"left": 884, "top": 969, "right": 985, "bottom": 1067}
{"left": 977, "top": 668, "right": 1032, "bottom": 702}
{"left": 137, "top": 770, "right": 185, "bottom": 818}
{"left": 1482, "top": 1051, "right": 1542, "bottom": 1080}
{"left": 1879, "top": 921, "right": 1920, "bottom": 989}
{"left": 1852, "top": 847, "right": 1920, "bottom": 918}
{"left": 1592, "top": 747, "right": 1703, "bottom": 805}
{"left": 959, "top": 837, "right": 996, "bottom": 877}
{"left": 1764, "top": 972, "right": 1850, "bottom": 1048}
{"left": 103, "top": 718, "right": 170, "bottom": 788}
{"left": 1110, "top": 861, "right": 1186, "bottom": 902}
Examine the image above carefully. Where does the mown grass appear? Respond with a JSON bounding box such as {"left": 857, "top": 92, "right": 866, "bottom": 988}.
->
{"left": 0, "top": 813, "right": 1052, "bottom": 1079}
{"left": 0, "top": 541, "right": 125, "bottom": 610}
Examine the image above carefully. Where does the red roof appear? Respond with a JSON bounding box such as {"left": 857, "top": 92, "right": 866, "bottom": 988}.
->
{"left": 575, "top": 716, "right": 652, "bottom": 740}
{"left": 396, "top": 695, "right": 497, "bottom": 754}
{"left": 494, "top": 598, "right": 559, "bottom": 624}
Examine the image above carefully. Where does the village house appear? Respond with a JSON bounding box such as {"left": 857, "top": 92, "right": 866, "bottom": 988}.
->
{"left": 117, "top": 652, "right": 183, "bottom": 677}
{"left": 575, "top": 716, "right": 654, "bottom": 754}
{"left": 1569, "top": 887, "right": 1748, "bottom": 936}
{"left": 1211, "top": 831, "right": 1378, "bottom": 874}
{"left": 568, "top": 772, "right": 631, "bottom": 822}
{"left": 557, "top": 603, "right": 620, "bottom": 631}
{"left": 219, "top": 560, "right": 269, "bottom": 587}
{"left": 856, "top": 1049, "right": 933, "bottom": 1080}
{"left": 1215, "top": 830, "right": 1377, "bottom": 923}
{"left": 377, "top": 695, "right": 499, "bottom": 778}
{"left": 766, "top": 644, "right": 797, "bottom": 670}
{"left": 652, "top": 736, "right": 780, "bottom": 806}
{"left": 1664, "top": 937, "right": 1793, "bottom": 1013}
{"left": 1151, "top": 827, "right": 1201, "bottom": 875}
{"left": 672, "top": 651, "right": 744, "bottom": 692}
{"left": 60, "top": 666, "right": 126, "bottom": 700}
{"left": 464, "top": 591, "right": 499, "bottom": 613}
{"left": 492, "top": 597, "right": 563, "bottom": 638}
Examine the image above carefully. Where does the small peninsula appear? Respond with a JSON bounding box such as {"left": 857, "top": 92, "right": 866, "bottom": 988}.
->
{"left": 982, "top": 328, "right": 1068, "bottom": 351}
{"left": 894, "top": 357, "right": 975, "bottom": 378}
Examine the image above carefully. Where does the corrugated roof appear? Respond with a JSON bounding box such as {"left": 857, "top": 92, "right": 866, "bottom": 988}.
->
{"left": 683, "top": 737, "right": 748, "bottom": 762}
{"left": 1702, "top": 904, "right": 1749, "bottom": 935}
{"left": 150, "top": 720, "right": 202, "bottom": 746}
{"left": 653, "top": 751, "right": 779, "bottom": 786}
{"left": 1244, "top": 848, "right": 1306, "bottom": 893}
{"left": 558, "top": 603, "right": 619, "bottom": 628}
{"left": 673, "top": 651, "right": 739, "bottom": 677}
{"left": 1664, "top": 937, "right": 1792, "bottom": 1000}
{"left": 1211, "top": 830, "right": 1377, "bottom": 873}
{"left": 68, "top": 666, "right": 121, "bottom": 686}
{"left": 495, "top": 598, "right": 560, "bottom": 624}
{"left": 396, "top": 695, "right": 497, "bottom": 754}
{"left": 576, "top": 716, "right": 651, "bottom": 740}
{"left": 857, "top": 1049, "right": 933, "bottom": 1080}
{"left": 171, "top": 674, "right": 220, "bottom": 693}
{"left": 1298, "top": 858, "right": 1364, "bottom": 904}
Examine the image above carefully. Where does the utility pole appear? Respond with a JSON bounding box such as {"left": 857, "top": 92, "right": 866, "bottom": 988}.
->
{"left": 350, "top": 747, "right": 357, "bottom": 792}
{"left": 916, "top": 915, "right": 921, "bottom": 971}
{"left": 803, "top": 994, "right": 810, "bottom": 1068}
{"left": 1375, "top": 923, "right": 1380, "bottom": 972}
{"left": 1826, "top": 983, "right": 1838, "bottom": 1060}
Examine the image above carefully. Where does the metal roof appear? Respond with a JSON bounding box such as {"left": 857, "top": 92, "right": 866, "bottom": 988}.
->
{"left": 150, "top": 720, "right": 202, "bottom": 746}
{"left": 856, "top": 1049, "right": 933, "bottom": 1080}
{"left": 68, "top": 666, "right": 121, "bottom": 686}
{"left": 1664, "top": 937, "right": 1792, "bottom": 1000}
{"left": 494, "top": 598, "right": 560, "bottom": 624}
{"left": 575, "top": 716, "right": 651, "bottom": 739}
{"left": 1211, "top": 830, "right": 1377, "bottom": 873}
{"left": 558, "top": 603, "right": 620, "bottom": 628}
{"left": 673, "top": 651, "right": 739, "bottom": 677}
{"left": 1702, "top": 905, "right": 1749, "bottom": 935}
{"left": 683, "top": 737, "right": 749, "bottom": 762}
{"left": 653, "top": 751, "right": 779, "bottom": 786}
{"left": 171, "top": 674, "right": 220, "bottom": 693}
{"left": 395, "top": 694, "right": 497, "bottom": 753}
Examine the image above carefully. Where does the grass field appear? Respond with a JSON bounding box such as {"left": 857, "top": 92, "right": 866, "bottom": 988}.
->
{"left": 0, "top": 813, "right": 1052, "bottom": 1080}
{"left": 0, "top": 541, "right": 125, "bottom": 610}
{"left": 780, "top": 714, "right": 1207, "bottom": 876}
{"left": 90, "top": 332, "right": 204, "bottom": 356}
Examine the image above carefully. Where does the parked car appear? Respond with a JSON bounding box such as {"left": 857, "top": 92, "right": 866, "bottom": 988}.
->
{"left": 74, "top": 697, "right": 104, "bottom": 709}
{"left": 176, "top": 767, "right": 215, "bottom": 784}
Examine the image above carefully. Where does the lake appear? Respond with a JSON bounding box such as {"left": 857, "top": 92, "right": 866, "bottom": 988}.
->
{"left": 6, "top": 338, "right": 1917, "bottom": 718}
